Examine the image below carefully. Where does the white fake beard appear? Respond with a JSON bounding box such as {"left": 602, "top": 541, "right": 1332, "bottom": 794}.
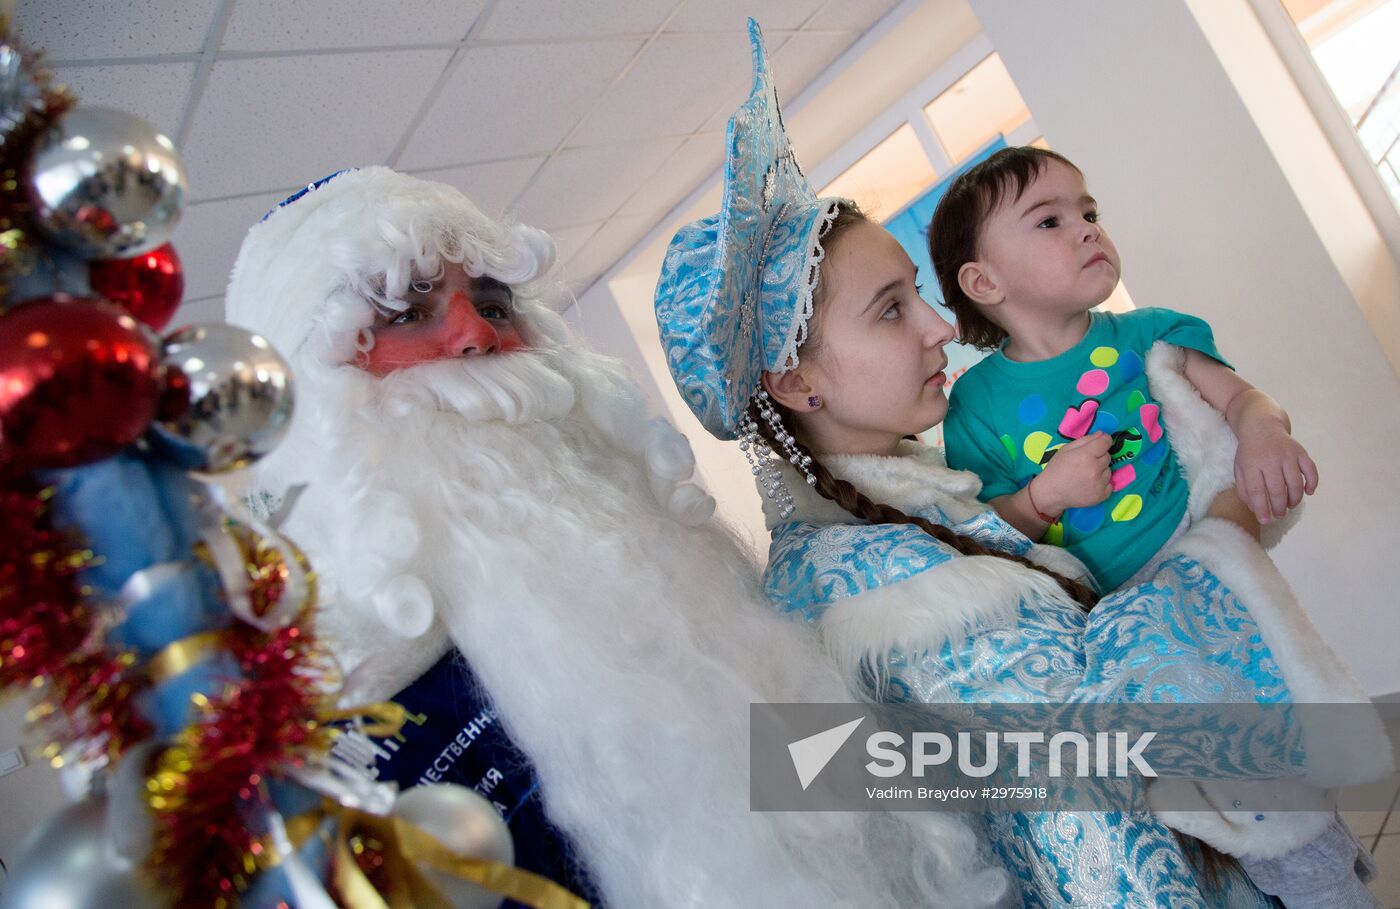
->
{"left": 265, "top": 349, "right": 1003, "bottom": 909}
{"left": 370, "top": 350, "right": 578, "bottom": 426}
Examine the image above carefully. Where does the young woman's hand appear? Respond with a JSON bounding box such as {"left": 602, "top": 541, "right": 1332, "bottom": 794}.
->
{"left": 1034, "top": 432, "right": 1114, "bottom": 514}
{"left": 1234, "top": 419, "right": 1318, "bottom": 524}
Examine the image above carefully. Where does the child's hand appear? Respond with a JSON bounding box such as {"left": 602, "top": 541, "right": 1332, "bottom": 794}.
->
{"left": 1234, "top": 423, "right": 1318, "bottom": 524}
{"left": 1034, "top": 432, "right": 1113, "bottom": 513}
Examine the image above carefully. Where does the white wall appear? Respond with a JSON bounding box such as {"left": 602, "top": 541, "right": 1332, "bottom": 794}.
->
{"left": 967, "top": 0, "right": 1400, "bottom": 697}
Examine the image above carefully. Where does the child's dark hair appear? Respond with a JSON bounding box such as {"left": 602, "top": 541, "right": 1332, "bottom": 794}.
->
{"left": 757, "top": 200, "right": 1099, "bottom": 612}
{"left": 927, "top": 146, "right": 1081, "bottom": 351}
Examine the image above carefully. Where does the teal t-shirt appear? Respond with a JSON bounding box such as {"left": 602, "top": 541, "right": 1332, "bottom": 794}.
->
{"left": 943, "top": 308, "right": 1229, "bottom": 591}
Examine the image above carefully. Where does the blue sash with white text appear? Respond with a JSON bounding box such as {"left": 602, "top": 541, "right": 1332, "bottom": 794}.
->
{"left": 373, "top": 651, "right": 601, "bottom": 907}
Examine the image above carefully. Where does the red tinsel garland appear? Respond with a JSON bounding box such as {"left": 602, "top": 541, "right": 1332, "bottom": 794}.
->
{"left": 0, "top": 472, "right": 149, "bottom": 757}
{"left": 148, "top": 608, "right": 331, "bottom": 908}
{"left": 1, "top": 471, "right": 336, "bottom": 906}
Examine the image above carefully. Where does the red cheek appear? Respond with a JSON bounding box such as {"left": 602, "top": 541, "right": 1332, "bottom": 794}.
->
{"left": 361, "top": 334, "right": 450, "bottom": 376}
{"left": 360, "top": 297, "right": 526, "bottom": 376}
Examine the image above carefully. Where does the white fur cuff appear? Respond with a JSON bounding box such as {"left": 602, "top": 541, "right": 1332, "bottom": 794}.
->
{"left": 1149, "top": 779, "right": 1335, "bottom": 859}
{"left": 1145, "top": 342, "right": 1301, "bottom": 549}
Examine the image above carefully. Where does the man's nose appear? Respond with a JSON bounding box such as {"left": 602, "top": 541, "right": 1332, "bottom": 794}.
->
{"left": 442, "top": 295, "right": 499, "bottom": 357}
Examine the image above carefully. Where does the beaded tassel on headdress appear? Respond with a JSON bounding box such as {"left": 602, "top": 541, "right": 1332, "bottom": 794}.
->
{"left": 739, "top": 388, "right": 816, "bottom": 519}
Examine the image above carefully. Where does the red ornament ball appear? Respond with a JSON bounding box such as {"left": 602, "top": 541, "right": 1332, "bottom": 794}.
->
{"left": 88, "top": 242, "right": 185, "bottom": 331}
{"left": 0, "top": 295, "right": 163, "bottom": 468}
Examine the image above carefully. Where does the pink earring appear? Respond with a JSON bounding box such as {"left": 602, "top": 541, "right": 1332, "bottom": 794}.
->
{"left": 807, "top": 394, "right": 822, "bottom": 409}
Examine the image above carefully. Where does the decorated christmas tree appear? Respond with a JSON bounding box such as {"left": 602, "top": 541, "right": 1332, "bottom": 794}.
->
{"left": 0, "top": 15, "right": 584, "bottom": 909}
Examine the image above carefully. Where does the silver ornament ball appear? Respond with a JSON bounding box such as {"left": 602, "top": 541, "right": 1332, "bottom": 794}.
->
{"left": 152, "top": 323, "right": 294, "bottom": 473}
{"left": 390, "top": 784, "right": 514, "bottom": 909}
{"left": 0, "top": 795, "right": 171, "bottom": 909}
{"left": 27, "top": 106, "right": 187, "bottom": 258}
{"left": 1, "top": 43, "right": 40, "bottom": 140}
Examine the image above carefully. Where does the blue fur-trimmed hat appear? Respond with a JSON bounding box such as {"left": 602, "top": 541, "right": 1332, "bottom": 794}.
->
{"left": 653, "top": 20, "right": 848, "bottom": 441}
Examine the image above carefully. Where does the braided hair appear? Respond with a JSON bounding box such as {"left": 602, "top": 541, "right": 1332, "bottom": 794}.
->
{"left": 757, "top": 202, "right": 1098, "bottom": 611}
{"left": 749, "top": 397, "right": 1097, "bottom": 610}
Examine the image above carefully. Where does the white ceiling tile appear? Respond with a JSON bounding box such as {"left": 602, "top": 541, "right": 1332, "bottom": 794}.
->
{"left": 538, "top": 273, "right": 595, "bottom": 313}
{"left": 547, "top": 223, "right": 603, "bottom": 267}
{"left": 181, "top": 49, "right": 452, "bottom": 199}
{"left": 570, "top": 273, "right": 603, "bottom": 295}
{"left": 617, "top": 133, "right": 722, "bottom": 219}
{"left": 510, "top": 137, "right": 681, "bottom": 230}
{"left": 396, "top": 39, "right": 640, "bottom": 171}
{"left": 570, "top": 32, "right": 751, "bottom": 146}
{"left": 803, "top": 0, "right": 902, "bottom": 31}
{"left": 699, "top": 106, "right": 738, "bottom": 136}
{"left": 413, "top": 156, "right": 547, "bottom": 219}
{"left": 546, "top": 269, "right": 605, "bottom": 310}
{"left": 52, "top": 62, "right": 195, "bottom": 139}
{"left": 17, "top": 0, "right": 221, "bottom": 60}
{"left": 694, "top": 29, "right": 844, "bottom": 132}
{"left": 567, "top": 213, "right": 654, "bottom": 281}
{"left": 480, "top": 0, "right": 677, "bottom": 41}
{"left": 563, "top": 273, "right": 603, "bottom": 306}
{"left": 771, "top": 30, "right": 860, "bottom": 102}
{"left": 221, "top": 0, "right": 488, "bottom": 52}
{"left": 667, "top": 0, "right": 825, "bottom": 32}
{"left": 699, "top": 103, "right": 731, "bottom": 134}
{"left": 171, "top": 192, "right": 288, "bottom": 303}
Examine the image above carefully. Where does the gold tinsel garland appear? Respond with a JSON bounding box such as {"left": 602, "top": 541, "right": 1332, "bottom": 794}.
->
{"left": 0, "top": 14, "right": 74, "bottom": 301}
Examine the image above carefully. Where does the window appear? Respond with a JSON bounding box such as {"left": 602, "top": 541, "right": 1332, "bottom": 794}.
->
{"left": 817, "top": 124, "right": 939, "bottom": 218}
{"left": 1281, "top": 0, "right": 1400, "bottom": 208}
{"left": 923, "top": 53, "right": 1031, "bottom": 164}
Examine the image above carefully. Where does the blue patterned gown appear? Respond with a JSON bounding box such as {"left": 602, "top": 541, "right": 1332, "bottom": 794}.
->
{"left": 759, "top": 443, "right": 1355, "bottom": 908}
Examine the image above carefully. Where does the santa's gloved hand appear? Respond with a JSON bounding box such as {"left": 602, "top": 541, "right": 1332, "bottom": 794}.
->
{"left": 666, "top": 482, "right": 716, "bottom": 527}
{"left": 642, "top": 419, "right": 715, "bottom": 526}
{"left": 643, "top": 418, "right": 697, "bottom": 481}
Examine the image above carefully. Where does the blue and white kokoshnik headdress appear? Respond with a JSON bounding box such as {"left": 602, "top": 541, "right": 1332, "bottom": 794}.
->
{"left": 654, "top": 19, "right": 848, "bottom": 516}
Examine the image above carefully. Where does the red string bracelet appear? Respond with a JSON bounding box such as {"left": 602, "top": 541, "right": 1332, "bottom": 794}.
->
{"left": 1026, "top": 476, "right": 1058, "bottom": 524}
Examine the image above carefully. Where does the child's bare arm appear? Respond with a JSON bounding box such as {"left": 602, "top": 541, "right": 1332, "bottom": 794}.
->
{"left": 1204, "top": 487, "right": 1263, "bottom": 540}
{"left": 990, "top": 433, "right": 1113, "bottom": 540}
{"left": 1182, "top": 349, "right": 1319, "bottom": 524}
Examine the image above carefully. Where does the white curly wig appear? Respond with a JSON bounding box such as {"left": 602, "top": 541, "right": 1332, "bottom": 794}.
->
{"left": 226, "top": 166, "right": 557, "bottom": 371}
